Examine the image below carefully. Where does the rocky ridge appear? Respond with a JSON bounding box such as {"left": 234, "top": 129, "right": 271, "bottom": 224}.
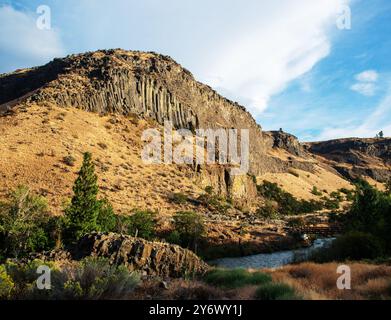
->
{"left": 307, "top": 138, "right": 391, "bottom": 182}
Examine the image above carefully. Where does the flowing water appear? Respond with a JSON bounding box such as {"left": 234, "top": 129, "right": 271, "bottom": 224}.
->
{"left": 209, "top": 238, "right": 336, "bottom": 269}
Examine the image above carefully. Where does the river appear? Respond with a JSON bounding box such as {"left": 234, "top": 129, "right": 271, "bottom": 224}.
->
{"left": 209, "top": 238, "right": 335, "bottom": 269}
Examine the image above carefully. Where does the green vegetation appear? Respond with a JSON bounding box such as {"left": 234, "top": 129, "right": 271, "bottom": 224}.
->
{"left": 311, "top": 186, "right": 322, "bottom": 196}
{"left": 257, "top": 181, "right": 325, "bottom": 216}
{"left": 197, "top": 187, "right": 231, "bottom": 214}
{"left": 0, "top": 257, "right": 140, "bottom": 300}
{"left": 119, "top": 210, "right": 157, "bottom": 240}
{"left": 339, "top": 188, "right": 355, "bottom": 201}
{"left": 63, "top": 152, "right": 104, "bottom": 244}
{"left": 311, "top": 179, "right": 391, "bottom": 262}
{"left": 255, "top": 282, "right": 300, "bottom": 300}
{"left": 168, "top": 211, "right": 205, "bottom": 252}
{"left": 204, "top": 269, "right": 272, "bottom": 289}
{"left": 309, "top": 232, "right": 384, "bottom": 262}
{"left": 256, "top": 200, "right": 280, "bottom": 220}
{"left": 0, "top": 186, "right": 58, "bottom": 259}
{"left": 170, "top": 192, "right": 188, "bottom": 205}
{"left": 0, "top": 152, "right": 160, "bottom": 261}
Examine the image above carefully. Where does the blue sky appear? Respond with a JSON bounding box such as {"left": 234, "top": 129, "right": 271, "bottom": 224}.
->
{"left": 1, "top": 0, "right": 390, "bottom": 141}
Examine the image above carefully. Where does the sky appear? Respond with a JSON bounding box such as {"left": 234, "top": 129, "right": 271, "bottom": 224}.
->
{"left": 0, "top": 0, "right": 390, "bottom": 141}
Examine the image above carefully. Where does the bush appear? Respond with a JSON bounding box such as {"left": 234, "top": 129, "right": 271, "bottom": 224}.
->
{"left": 0, "top": 186, "right": 57, "bottom": 258}
{"left": 63, "top": 155, "right": 76, "bottom": 167}
{"left": 256, "top": 201, "right": 280, "bottom": 220}
{"left": 0, "top": 265, "right": 14, "bottom": 299}
{"left": 311, "top": 186, "right": 322, "bottom": 196}
{"left": 166, "top": 230, "right": 181, "bottom": 245}
{"left": 170, "top": 193, "right": 188, "bottom": 205}
{"left": 255, "top": 282, "right": 299, "bottom": 300}
{"left": 123, "top": 210, "right": 157, "bottom": 240}
{"left": 2, "top": 257, "right": 140, "bottom": 300}
{"left": 309, "top": 232, "right": 384, "bottom": 263}
{"left": 197, "top": 191, "right": 231, "bottom": 214}
{"left": 323, "top": 197, "right": 340, "bottom": 210}
{"left": 171, "top": 211, "right": 205, "bottom": 251}
{"left": 204, "top": 269, "right": 272, "bottom": 289}
{"left": 257, "top": 181, "right": 323, "bottom": 215}
{"left": 96, "top": 199, "right": 117, "bottom": 233}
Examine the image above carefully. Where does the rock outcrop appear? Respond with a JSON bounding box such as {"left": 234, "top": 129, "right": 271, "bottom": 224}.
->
{"left": 266, "top": 130, "right": 305, "bottom": 157}
{"left": 307, "top": 138, "right": 391, "bottom": 182}
{"left": 0, "top": 49, "right": 280, "bottom": 176}
{"left": 74, "top": 233, "right": 209, "bottom": 278}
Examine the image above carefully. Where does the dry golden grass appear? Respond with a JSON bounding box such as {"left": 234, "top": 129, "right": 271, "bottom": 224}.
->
{"left": 268, "top": 262, "right": 391, "bottom": 300}
{"left": 258, "top": 167, "right": 353, "bottom": 201}
{"left": 0, "top": 103, "right": 204, "bottom": 216}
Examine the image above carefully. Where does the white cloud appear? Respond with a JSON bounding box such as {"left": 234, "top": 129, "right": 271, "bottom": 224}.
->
{"left": 0, "top": 0, "right": 348, "bottom": 116}
{"left": 355, "top": 70, "right": 378, "bottom": 82}
{"left": 35, "top": 0, "right": 348, "bottom": 115}
{"left": 350, "top": 82, "right": 377, "bottom": 96}
{"left": 202, "top": 0, "right": 349, "bottom": 114}
{"left": 0, "top": 5, "right": 64, "bottom": 72}
{"left": 350, "top": 70, "right": 379, "bottom": 96}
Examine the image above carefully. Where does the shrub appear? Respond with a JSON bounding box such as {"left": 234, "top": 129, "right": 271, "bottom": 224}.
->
{"left": 323, "top": 197, "right": 340, "bottom": 210}
{"left": 0, "top": 265, "right": 14, "bottom": 299}
{"left": 197, "top": 191, "right": 231, "bottom": 214}
{"left": 257, "top": 181, "right": 324, "bottom": 215}
{"left": 311, "top": 186, "right": 322, "bottom": 196}
{"left": 204, "top": 269, "right": 272, "bottom": 289}
{"left": 309, "top": 232, "right": 384, "bottom": 263}
{"left": 124, "top": 210, "right": 157, "bottom": 240}
{"left": 96, "top": 199, "right": 117, "bottom": 233}
{"left": 204, "top": 186, "right": 214, "bottom": 195}
{"left": 2, "top": 257, "right": 140, "bottom": 300}
{"left": 0, "top": 186, "right": 56, "bottom": 258}
{"left": 63, "top": 155, "right": 76, "bottom": 167}
{"left": 256, "top": 201, "right": 279, "bottom": 220}
{"left": 288, "top": 217, "right": 306, "bottom": 229}
{"left": 166, "top": 230, "right": 181, "bottom": 245}
{"left": 330, "top": 191, "right": 344, "bottom": 202}
{"left": 255, "top": 282, "right": 299, "bottom": 300}
{"left": 172, "top": 211, "right": 205, "bottom": 251}
{"left": 170, "top": 193, "right": 188, "bottom": 205}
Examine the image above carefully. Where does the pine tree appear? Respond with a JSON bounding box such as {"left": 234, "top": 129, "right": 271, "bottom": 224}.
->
{"left": 64, "top": 152, "right": 101, "bottom": 244}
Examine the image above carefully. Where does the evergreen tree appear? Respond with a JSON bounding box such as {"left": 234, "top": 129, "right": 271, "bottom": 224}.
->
{"left": 64, "top": 152, "right": 101, "bottom": 244}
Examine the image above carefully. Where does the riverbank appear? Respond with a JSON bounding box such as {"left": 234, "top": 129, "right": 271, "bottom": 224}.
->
{"left": 209, "top": 238, "right": 335, "bottom": 269}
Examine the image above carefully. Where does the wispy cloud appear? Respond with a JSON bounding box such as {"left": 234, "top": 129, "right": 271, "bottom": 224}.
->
{"left": 350, "top": 70, "right": 379, "bottom": 96}
{"left": 203, "top": 0, "right": 350, "bottom": 114}
{"left": 355, "top": 70, "right": 379, "bottom": 82}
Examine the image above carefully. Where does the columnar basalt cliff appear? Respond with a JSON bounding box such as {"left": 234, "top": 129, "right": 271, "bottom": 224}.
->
{"left": 1, "top": 48, "right": 387, "bottom": 211}
{"left": 0, "top": 49, "right": 277, "bottom": 177}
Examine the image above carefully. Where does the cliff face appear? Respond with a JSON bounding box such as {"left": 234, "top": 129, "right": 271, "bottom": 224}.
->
{"left": 265, "top": 130, "right": 305, "bottom": 157}
{"left": 0, "top": 49, "right": 273, "bottom": 177}
{"left": 307, "top": 138, "right": 391, "bottom": 182}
